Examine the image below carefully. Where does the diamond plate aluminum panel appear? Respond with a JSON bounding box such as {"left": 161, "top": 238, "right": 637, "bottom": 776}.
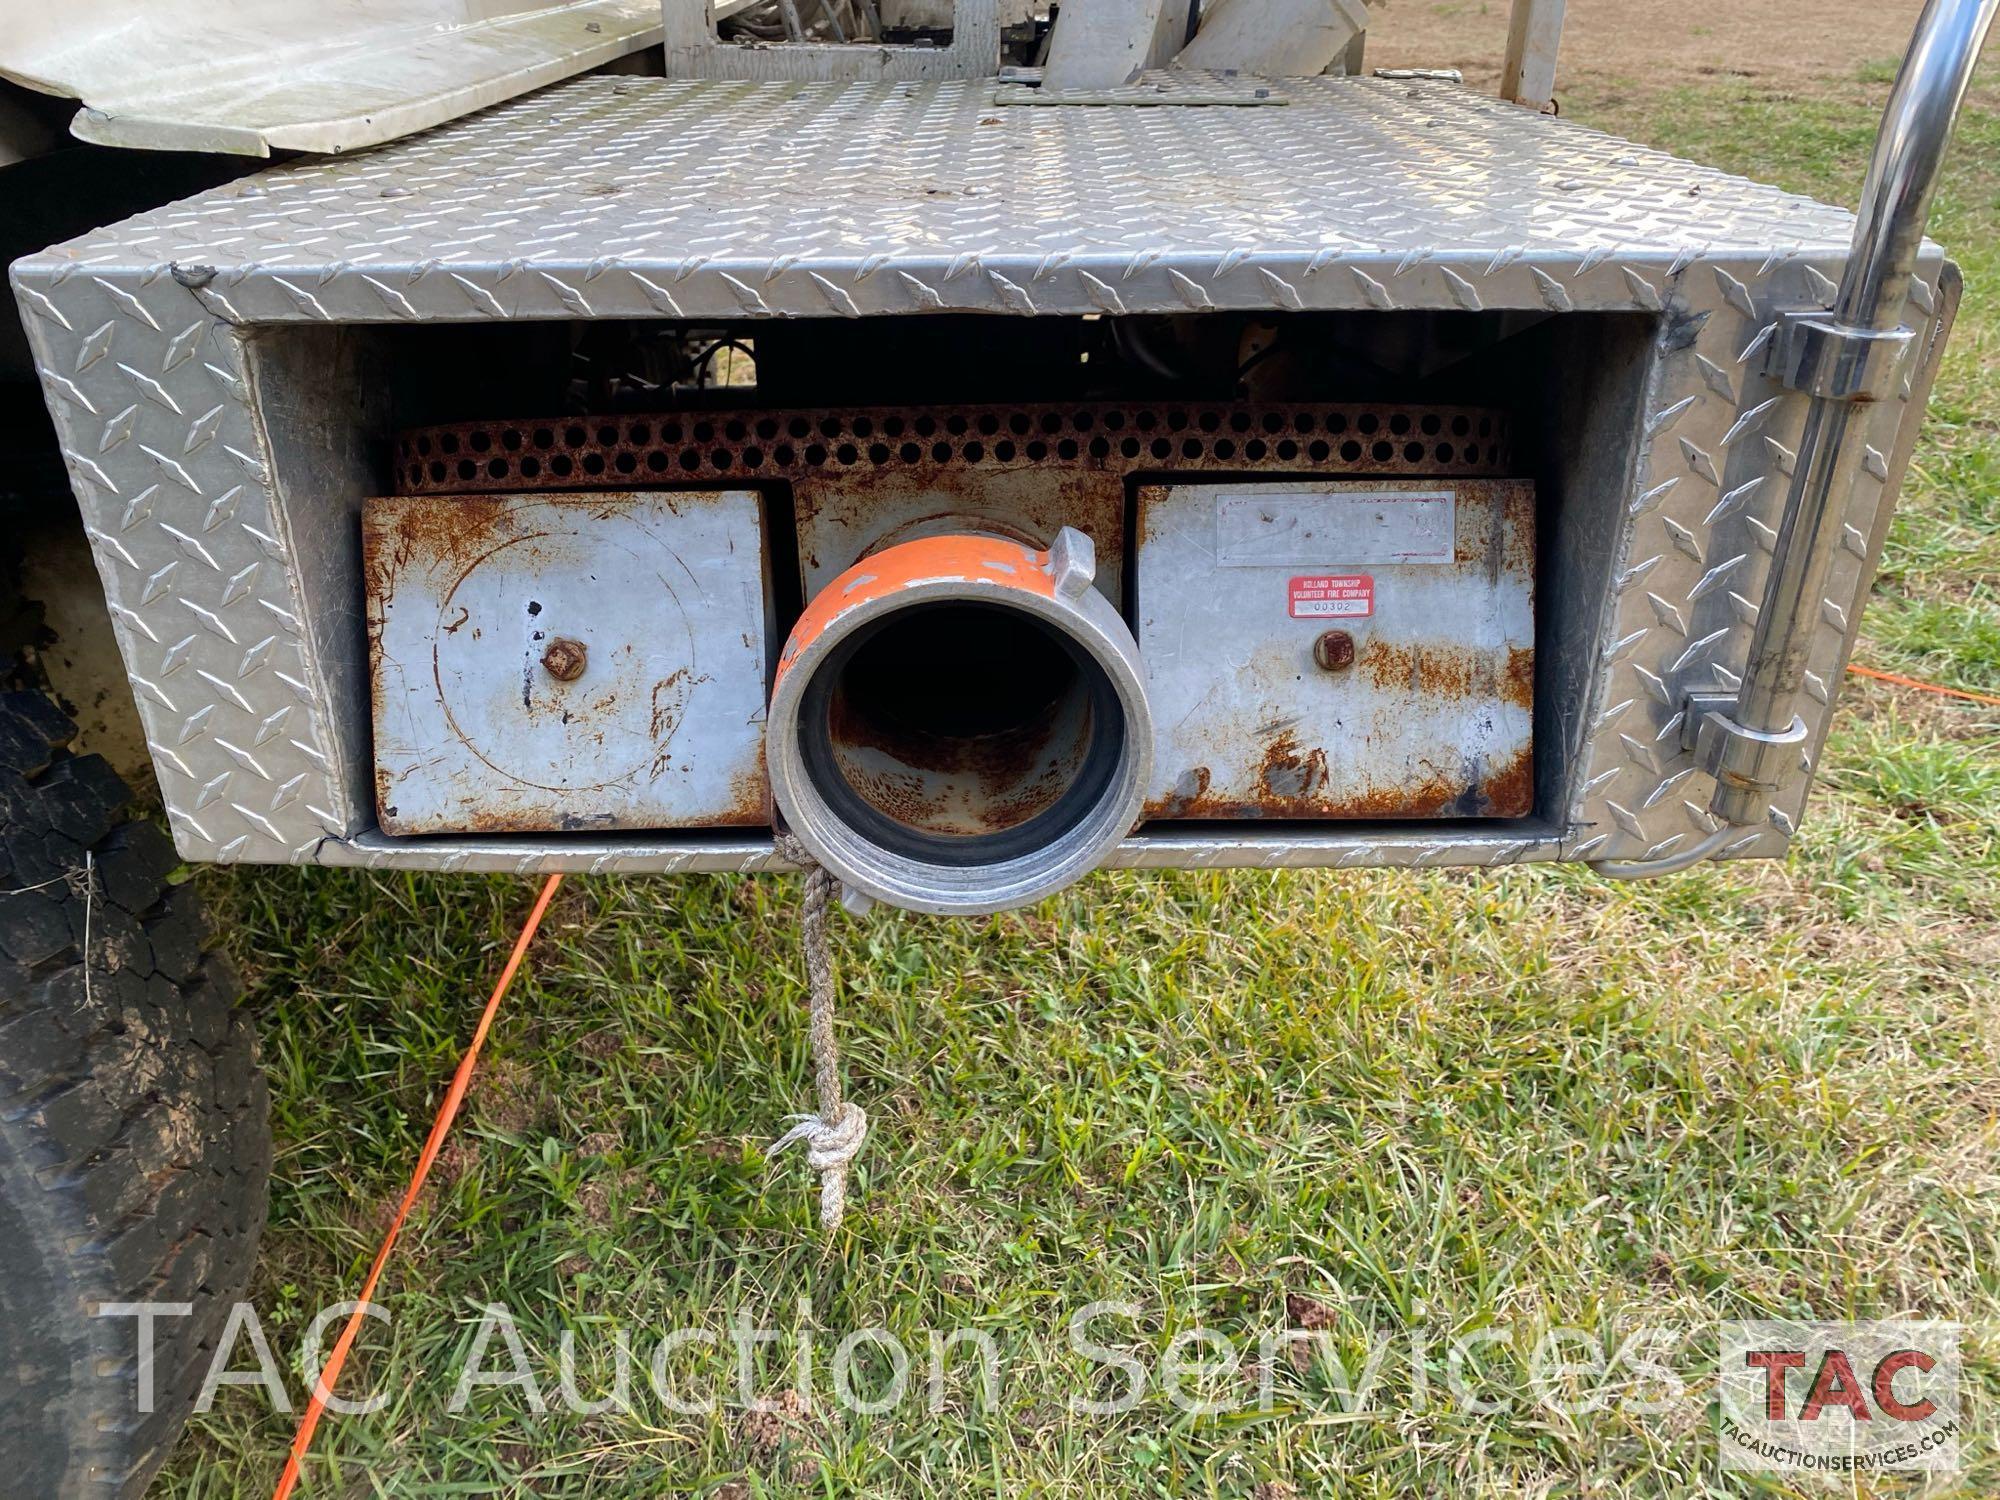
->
{"left": 0, "top": 0, "right": 665, "bottom": 156}
{"left": 9, "top": 74, "right": 1949, "bottom": 873}
{"left": 317, "top": 824, "right": 1570, "bottom": 874}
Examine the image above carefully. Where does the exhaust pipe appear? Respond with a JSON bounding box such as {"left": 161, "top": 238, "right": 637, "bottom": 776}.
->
{"left": 767, "top": 528, "right": 1152, "bottom": 915}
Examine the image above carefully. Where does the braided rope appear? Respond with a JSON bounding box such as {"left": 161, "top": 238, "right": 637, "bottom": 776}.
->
{"left": 771, "top": 833, "right": 868, "bottom": 1231}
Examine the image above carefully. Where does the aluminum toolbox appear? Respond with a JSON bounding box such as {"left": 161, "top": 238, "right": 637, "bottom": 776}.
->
{"left": 9, "top": 73, "right": 1952, "bottom": 875}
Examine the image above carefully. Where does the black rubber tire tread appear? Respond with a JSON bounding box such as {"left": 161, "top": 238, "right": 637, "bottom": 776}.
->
{"left": 0, "top": 691, "right": 269, "bottom": 1498}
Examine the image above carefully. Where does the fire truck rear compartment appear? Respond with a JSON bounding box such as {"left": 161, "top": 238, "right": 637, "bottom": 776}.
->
{"left": 285, "top": 308, "right": 1654, "bottom": 859}
{"left": 11, "top": 72, "right": 1948, "bottom": 889}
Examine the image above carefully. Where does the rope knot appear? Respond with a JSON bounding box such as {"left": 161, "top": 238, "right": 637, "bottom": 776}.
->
{"left": 772, "top": 1102, "right": 868, "bottom": 1232}
{"left": 773, "top": 1100, "right": 869, "bottom": 1172}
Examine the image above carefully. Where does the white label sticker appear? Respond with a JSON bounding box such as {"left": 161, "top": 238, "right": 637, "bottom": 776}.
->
{"left": 1215, "top": 487, "right": 1456, "bottom": 566}
{"left": 1289, "top": 574, "right": 1373, "bottom": 618}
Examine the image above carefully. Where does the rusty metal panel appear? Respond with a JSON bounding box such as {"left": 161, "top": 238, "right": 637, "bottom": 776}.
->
{"left": 397, "top": 403, "right": 1516, "bottom": 502}
{"left": 365, "top": 490, "right": 771, "bottom": 836}
{"left": 1136, "top": 479, "right": 1534, "bottom": 821}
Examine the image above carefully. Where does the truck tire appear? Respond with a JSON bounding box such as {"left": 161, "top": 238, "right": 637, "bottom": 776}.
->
{"left": 0, "top": 690, "right": 269, "bottom": 1498}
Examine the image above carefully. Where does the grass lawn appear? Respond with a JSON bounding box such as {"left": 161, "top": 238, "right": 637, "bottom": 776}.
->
{"left": 161, "top": 65, "right": 2000, "bottom": 1499}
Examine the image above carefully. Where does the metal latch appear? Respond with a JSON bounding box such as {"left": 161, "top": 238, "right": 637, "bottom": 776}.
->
{"left": 1683, "top": 690, "right": 1809, "bottom": 806}
{"left": 1766, "top": 309, "right": 1916, "bottom": 402}
{"left": 1684, "top": 307, "right": 1915, "bottom": 819}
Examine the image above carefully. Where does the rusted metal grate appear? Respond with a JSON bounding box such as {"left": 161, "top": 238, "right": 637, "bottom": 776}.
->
{"left": 396, "top": 403, "right": 1515, "bottom": 493}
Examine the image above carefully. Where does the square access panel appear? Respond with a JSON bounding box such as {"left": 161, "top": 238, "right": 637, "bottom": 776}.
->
{"left": 1137, "top": 480, "right": 1534, "bottom": 822}
{"left": 365, "top": 490, "right": 773, "bottom": 835}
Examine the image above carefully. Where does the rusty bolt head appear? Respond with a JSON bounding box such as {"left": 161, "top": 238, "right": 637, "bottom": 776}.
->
{"left": 1313, "top": 630, "right": 1356, "bottom": 672}
{"left": 541, "top": 637, "right": 588, "bottom": 682}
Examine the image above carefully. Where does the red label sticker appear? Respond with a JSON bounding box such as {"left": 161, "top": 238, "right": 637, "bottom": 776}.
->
{"left": 1288, "top": 574, "right": 1374, "bottom": 619}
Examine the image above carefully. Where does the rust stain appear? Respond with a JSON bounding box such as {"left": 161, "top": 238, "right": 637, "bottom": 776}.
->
{"left": 540, "top": 636, "right": 588, "bottom": 681}
{"left": 1358, "top": 639, "right": 1479, "bottom": 699}
{"left": 1258, "top": 730, "right": 1331, "bottom": 802}
{"left": 382, "top": 752, "right": 771, "bottom": 838}
{"left": 1145, "top": 746, "right": 1533, "bottom": 822}
{"left": 1499, "top": 481, "right": 1538, "bottom": 578}
{"left": 448, "top": 805, "right": 563, "bottom": 836}
{"left": 980, "top": 756, "right": 1081, "bottom": 832}
{"left": 1385, "top": 477, "right": 1532, "bottom": 578}
{"left": 1479, "top": 743, "right": 1535, "bottom": 819}
{"left": 843, "top": 762, "right": 949, "bottom": 831}
{"left": 719, "top": 756, "right": 774, "bottom": 827}
{"left": 1342, "top": 636, "right": 1532, "bottom": 710}
{"left": 374, "top": 763, "right": 401, "bottom": 830}
{"left": 1147, "top": 766, "right": 1213, "bottom": 818}
{"left": 364, "top": 492, "right": 518, "bottom": 597}
{"left": 1504, "top": 645, "right": 1536, "bottom": 712}
{"left": 365, "top": 493, "right": 536, "bottom": 737}
{"left": 647, "top": 667, "right": 698, "bottom": 780}
{"left": 827, "top": 504, "right": 1043, "bottom": 555}
{"left": 1142, "top": 648, "right": 1536, "bottom": 823}
{"left": 397, "top": 760, "right": 771, "bottom": 837}
{"left": 649, "top": 667, "right": 693, "bottom": 740}
{"left": 825, "top": 686, "right": 1084, "bottom": 836}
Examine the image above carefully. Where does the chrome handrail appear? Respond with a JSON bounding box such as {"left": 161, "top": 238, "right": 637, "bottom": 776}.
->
{"left": 1601, "top": 0, "right": 1996, "bottom": 877}
{"left": 1701, "top": 0, "right": 1995, "bottom": 823}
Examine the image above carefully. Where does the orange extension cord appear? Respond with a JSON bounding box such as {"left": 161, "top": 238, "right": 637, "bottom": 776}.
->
{"left": 266, "top": 658, "right": 1993, "bottom": 1493}
{"left": 1846, "top": 661, "right": 2000, "bottom": 707}
{"left": 272, "top": 873, "right": 563, "bottom": 1500}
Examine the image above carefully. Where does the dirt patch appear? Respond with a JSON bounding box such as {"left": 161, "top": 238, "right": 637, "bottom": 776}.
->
{"left": 736, "top": 1389, "right": 822, "bottom": 1484}
{"left": 1369, "top": 0, "right": 1939, "bottom": 96}
{"left": 1284, "top": 1290, "right": 1337, "bottom": 1329}
{"left": 476, "top": 1059, "right": 547, "bottom": 1135}
{"left": 431, "top": 1136, "right": 479, "bottom": 1192}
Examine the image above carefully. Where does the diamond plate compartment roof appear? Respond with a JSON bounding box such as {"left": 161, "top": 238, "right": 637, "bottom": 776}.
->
{"left": 14, "top": 73, "right": 1875, "bottom": 320}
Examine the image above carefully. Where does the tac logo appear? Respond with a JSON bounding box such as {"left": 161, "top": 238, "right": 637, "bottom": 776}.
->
{"left": 1718, "top": 1321, "right": 1960, "bottom": 1475}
